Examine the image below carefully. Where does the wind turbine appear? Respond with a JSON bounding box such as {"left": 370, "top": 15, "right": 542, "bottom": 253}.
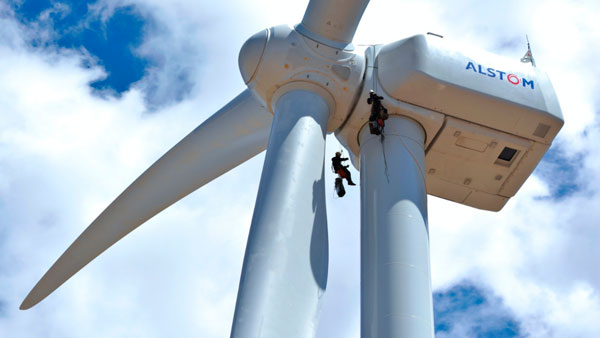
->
{"left": 21, "top": 0, "right": 564, "bottom": 337}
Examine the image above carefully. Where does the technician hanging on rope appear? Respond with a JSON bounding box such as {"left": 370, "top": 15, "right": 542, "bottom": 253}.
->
{"left": 367, "top": 90, "right": 388, "bottom": 135}
{"left": 332, "top": 152, "right": 356, "bottom": 197}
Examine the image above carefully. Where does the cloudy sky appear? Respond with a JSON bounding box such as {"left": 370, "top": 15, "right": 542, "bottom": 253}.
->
{"left": 1, "top": 0, "right": 599, "bottom": 337}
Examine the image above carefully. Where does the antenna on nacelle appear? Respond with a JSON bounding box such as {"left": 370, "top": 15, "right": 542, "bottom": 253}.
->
{"left": 426, "top": 32, "right": 444, "bottom": 38}
{"left": 521, "top": 34, "right": 536, "bottom": 67}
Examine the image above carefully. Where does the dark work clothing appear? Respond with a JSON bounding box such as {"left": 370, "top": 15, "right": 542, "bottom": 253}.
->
{"left": 367, "top": 92, "right": 388, "bottom": 135}
{"left": 332, "top": 156, "right": 349, "bottom": 172}
{"left": 332, "top": 155, "right": 355, "bottom": 185}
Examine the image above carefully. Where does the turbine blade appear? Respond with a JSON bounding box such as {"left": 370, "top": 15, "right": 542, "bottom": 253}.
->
{"left": 231, "top": 90, "right": 330, "bottom": 338}
{"left": 20, "top": 89, "right": 272, "bottom": 310}
{"left": 300, "top": 0, "right": 370, "bottom": 45}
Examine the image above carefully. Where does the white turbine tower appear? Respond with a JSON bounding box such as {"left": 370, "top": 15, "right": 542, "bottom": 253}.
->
{"left": 21, "top": 1, "right": 563, "bottom": 337}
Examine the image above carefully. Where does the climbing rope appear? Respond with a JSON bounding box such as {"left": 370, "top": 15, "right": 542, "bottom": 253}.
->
{"left": 380, "top": 132, "right": 390, "bottom": 183}
{"left": 382, "top": 116, "right": 428, "bottom": 184}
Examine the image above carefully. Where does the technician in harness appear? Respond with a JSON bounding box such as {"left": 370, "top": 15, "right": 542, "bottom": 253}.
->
{"left": 367, "top": 90, "right": 388, "bottom": 135}
{"left": 332, "top": 152, "right": 356, "bottom": 186}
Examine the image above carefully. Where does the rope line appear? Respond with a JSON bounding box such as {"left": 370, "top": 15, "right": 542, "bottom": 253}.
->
{"left": 384, "top": 119, "right": 427, "bottom": 183}
{"left": 380, "top": 133, "right": 390, "bottom": 183}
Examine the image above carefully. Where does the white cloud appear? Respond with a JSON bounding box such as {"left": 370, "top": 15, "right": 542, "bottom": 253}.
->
{"left": 1, "top": 0, "right": 599, "bottom": 337}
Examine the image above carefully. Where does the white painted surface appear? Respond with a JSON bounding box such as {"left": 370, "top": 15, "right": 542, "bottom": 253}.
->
{"left": 21, "top": 89, "right": 272, "bottom": 310}
{"left": 359, "top": 116, "right": 434, "bottom": 338}
{"left": 231, "top": 90, "right": 330, "bottom": 338}
{"left": 300, "top": 0, "right": 370, "bottom": 48}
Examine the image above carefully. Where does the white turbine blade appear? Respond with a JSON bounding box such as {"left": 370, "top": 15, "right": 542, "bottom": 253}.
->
{"left": 20, "top": 89, "right": 272, "bottom": 310}
{"left": 300, "top": 0, "right": 370, "bottom": 45}
{"left": 231, "top": 90, "right": 330, "bottom": 338}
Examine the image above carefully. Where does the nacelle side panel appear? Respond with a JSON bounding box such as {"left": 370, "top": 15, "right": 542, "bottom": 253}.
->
{"left": 376, "top": 34, "right": 563, "bottom": 145}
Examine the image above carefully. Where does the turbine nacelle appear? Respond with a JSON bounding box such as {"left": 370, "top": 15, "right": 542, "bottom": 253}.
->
{"left": 335, "top": 34, "right": 564, "bottom": 211}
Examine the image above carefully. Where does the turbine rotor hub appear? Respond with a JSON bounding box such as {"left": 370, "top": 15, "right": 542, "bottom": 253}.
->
{"left": 238, "top": 25, "right": 366, "bottom": 132}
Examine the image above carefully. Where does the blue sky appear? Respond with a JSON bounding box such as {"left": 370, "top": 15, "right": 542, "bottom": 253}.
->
{"left": 12, "top": 1, "right": 150, "bottom": 93}
{"left": 1, "top": 0, "right": 599, "bottom": 337}
{"left": 434, "top": 283, "right": 522, "bottom": 338}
